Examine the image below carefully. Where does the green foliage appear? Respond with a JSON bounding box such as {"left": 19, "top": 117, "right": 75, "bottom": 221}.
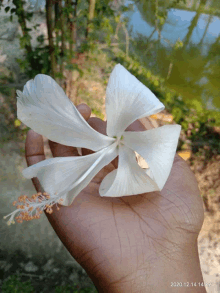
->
{"left": 81, "top": 37, "right": 99, "bottom": 54}
{"left": 25, "top": 12, "right": 34, "bottom": 22}
{"left": 174, "top": 39, "right": 184, "bottom": 50}
{"left": 16, "top": 44, "right": 51, "bottom": 78}
{"left": 1, "top": 275, "right": 97, "bottom": 293}
{"left": 55, "top": 283, "right": 97, "bottom": 293}
{"left": 1, "top": 0, "right": 129, "bottom": 80}
{"left": 170, "top": 0, "right": 187, "bottom": 6}
{"left": 171, "top": 107, "right": 183, "bottom": 122}
{"left": 19, "top": 34, "right": 32, "bottom": 49}
{"left": 1, "top": 275, "right": 34, "bottom": 293}
{"left": 101, "top": 17, "right": 114, "bottom": 46}
{"left": 95, "top": 0, "right": 115, "bottom": 18}
{"left": 4, "top": 6, "right": 10, "bottom": 13}
{"left": 148, "top": 0, "right": 188, "bottom": 27}
{"left": 92, "top": 108, "right": 104, "bottom": 120}
{"left": 115, "top": 15, "right": 120, "bottom": 23}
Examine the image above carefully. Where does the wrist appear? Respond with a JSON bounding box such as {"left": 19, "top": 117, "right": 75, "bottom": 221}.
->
{"left": 89, "top": 241, "right": 206, "bottom": 293}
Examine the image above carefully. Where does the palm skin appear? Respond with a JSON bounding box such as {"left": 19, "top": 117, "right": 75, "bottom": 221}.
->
{"left": 25, "top": 103, "right": 205, "bottom": 292}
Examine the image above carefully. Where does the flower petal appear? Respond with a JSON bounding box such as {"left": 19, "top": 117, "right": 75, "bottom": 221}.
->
{"left": 17, "top": 74, "right": 114, "bottom": 151}
{"left": 123, "top": 125, "right": 181, "bottom": 190}
{"left": 22, "top": 142, "right": 118, "bottom": 206}
{"left": 99, "top": 144, "right": 159, "bottom": 197}
{"left": 105, "top": 64, "right": 165, "bottom": 137}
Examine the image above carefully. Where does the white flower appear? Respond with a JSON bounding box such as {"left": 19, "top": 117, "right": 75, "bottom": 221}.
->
{"left": 4, "top": 64, "right": 181, "bottom": 225}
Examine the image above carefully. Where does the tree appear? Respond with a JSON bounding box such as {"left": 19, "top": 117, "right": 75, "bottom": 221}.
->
{"left": 13, "top": 0, "right": 33, "bottom": 57}
{"left": 86, "top": 0, "right": 96, "bottom": 38}
{"left": 46, "top": 0, "right": 56, "bottom": 79}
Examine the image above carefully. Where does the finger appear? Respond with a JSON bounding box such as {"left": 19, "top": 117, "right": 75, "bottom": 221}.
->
{"left": 48, "top": 103, "right": 91, "bottom": 158}
{"left": 125, "top": 118, "right": 147, "bottom": 132}
{"left": 25, "top": 129, "right": 45, "bottom": 193}
{"left": 137, "top": 117, "right": 155, "bottom": 130}
{"left": 81, "top": 117, "right": 107, "bottom": 156}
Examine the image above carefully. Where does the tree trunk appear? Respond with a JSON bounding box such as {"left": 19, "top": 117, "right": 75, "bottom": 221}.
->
{"left": 200, "top": 0, "right": 208, "bottom": 6}
{"left": 58, "top": 0, "right": 66, "bottom": 83}
{"left": 73, "top": 1, "right": 78, "bottom": 52}
{"left": 67, "top": 0, "right": 78, "bottom": 57}
{"left": 46, "top": 0, "right": 56, "bottom": 80}
{"left": 13, "top": 0, "right": 33, "bottom": 57}
{"left": 86, "top": 0, "right": 96, "bottom": 38}
{"left": 54, "top": 0, "right": 59, "bottom": 49}
{"left": 198, "top": 14, "right": 212, "bottom": 46}
{"left": 182, "top": 1, "right": 205, "bottom": 49}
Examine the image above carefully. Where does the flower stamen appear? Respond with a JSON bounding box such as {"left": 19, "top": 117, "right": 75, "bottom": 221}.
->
{"left": 3, "top": 192, "right": 63, "bottom": 226}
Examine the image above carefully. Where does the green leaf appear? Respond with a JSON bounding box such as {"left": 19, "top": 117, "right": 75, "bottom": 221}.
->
{"left": 4, "top": 6, "right": 10, "bottom": 13}
{"left": 14, "top": 119, "right": 21, "bottom": 127}
{"left": 11, "top": 8, "right": 16, "bottom": 14}
{"left": 37, "top": 34, "right": 45, "bottom": 44}
{"left": 172, "top": 107, "right": 183, "bottom": 122}
{"left": 190, "top": 99, "right": 203, "bottom": 113}
{"left": 154, "top": 80, "right": 159, "bottom": 87}
{"left": 55, "top": 72, "right": 64, "bottom": 79}
{"left": 33, "top": 24, "right": 40, "bottom": 30}
{"left": 165, "top": 92, "right": 172, "bottom": 103}
{"left": 146, "top": 71, "right": 151, "bottom": 79}
{"left": 115, "top": 15, "right": 120, "bottom": 23}
{"left": 1, "top": 275, "right": 34, "bottom": 293}
{"left": 181, "top": 121, "right": 188, "bottom": 131}
{"left": 26, "top": 12, "right": 34, "bottom": 21}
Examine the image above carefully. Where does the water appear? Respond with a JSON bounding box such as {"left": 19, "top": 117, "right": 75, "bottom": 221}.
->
{"left": 123, "top": 0, "right": 220, "bottom": 112}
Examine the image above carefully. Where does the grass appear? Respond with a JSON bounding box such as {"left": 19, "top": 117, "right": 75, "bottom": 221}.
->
{"left": 1, "top": 275, "right": 34, "bottom": 293}
{"left": 1, "top": 275, "right": 97, "bottom": 293}
{"left": 0, "top": 249, "right": 98, "bottom": 293}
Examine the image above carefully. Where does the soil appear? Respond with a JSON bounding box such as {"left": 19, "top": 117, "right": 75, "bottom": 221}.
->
{"left": 189, "top": 154, "right": 220, "bottom": 292}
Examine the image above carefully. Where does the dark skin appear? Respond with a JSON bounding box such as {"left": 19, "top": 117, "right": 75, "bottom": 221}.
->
{"left": 25, "top": 103, "right": 206, "bottom": 292}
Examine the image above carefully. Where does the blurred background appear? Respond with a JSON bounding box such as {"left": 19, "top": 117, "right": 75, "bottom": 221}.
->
{"left": 0, "top": 0, "right": 219, "bottom": 292}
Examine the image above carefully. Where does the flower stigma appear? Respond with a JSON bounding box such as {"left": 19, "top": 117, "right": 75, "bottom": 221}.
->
{"left": 113, "top": 135, "right": 124, "bottom": 149}
{"left": 3, "top": 192, "right": 64, "bottom": 225}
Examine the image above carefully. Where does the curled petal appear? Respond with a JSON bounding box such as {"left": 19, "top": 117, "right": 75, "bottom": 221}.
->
{"left": 123, "top": 125, "right": 181, "bottom": 190}
{"left": 105, "top": 64, "right": 165, "bottom": 137}
{"left": 99, "top": 144, "right": 159, "bottom": 197}
{"left": 17, "top": 74, "right": 114, "bottom": 151}
{"left": 22, "top": 142, "right": 118, "bottom": 206}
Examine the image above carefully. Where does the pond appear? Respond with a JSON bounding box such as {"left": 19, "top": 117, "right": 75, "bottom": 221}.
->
{"left": 122, "top": 0, "right": 220, "bottom": 114}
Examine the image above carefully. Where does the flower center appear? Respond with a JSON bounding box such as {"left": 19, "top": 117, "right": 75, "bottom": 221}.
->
{"left": 113, "top": 135, "right": 124, "bottom": 147}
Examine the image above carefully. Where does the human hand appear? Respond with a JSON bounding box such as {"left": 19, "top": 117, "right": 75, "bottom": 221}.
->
{"left": 25, "top": 103, "right": 206, "bottom": 292}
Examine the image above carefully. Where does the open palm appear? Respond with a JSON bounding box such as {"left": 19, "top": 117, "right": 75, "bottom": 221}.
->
{"left": 25, "top": 103, "right": 205, "bottom": 291}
